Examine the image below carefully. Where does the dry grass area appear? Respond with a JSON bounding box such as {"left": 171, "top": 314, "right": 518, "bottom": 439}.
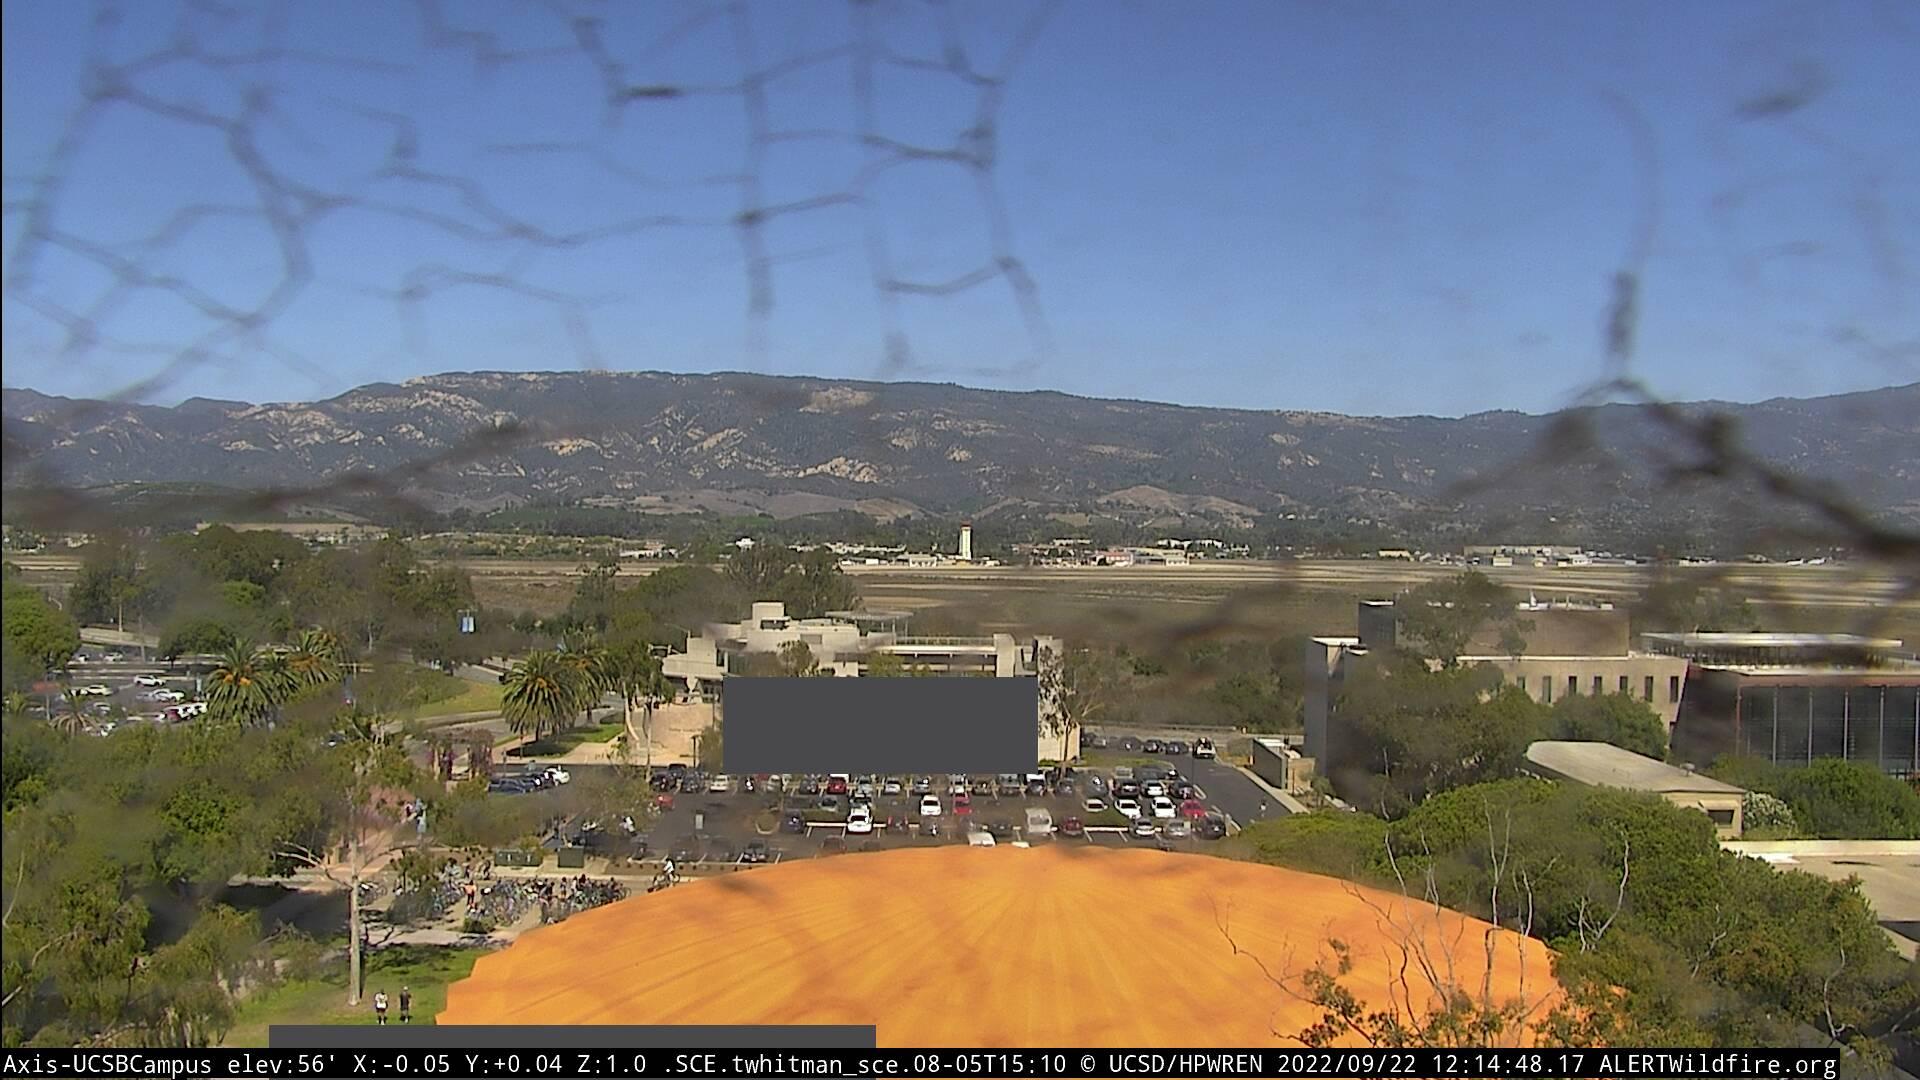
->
{"left": 440, "top": 844, "right": 1560, "bottom": 1046}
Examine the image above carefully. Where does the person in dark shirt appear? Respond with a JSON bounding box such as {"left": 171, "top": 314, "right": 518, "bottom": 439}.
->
{"left": 398, "top": 986, "right": 413, "bottom": 1023}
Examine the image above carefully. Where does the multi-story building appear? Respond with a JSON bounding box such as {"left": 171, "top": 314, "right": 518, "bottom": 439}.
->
{"left": 1306, "top": 599, "right": 1689, "bottom": 781}
{"left": 1649, "top": 633, "right": 1920, "bottom": 778}
{"left": 660, "top": 602, "right": 1074, "bottom": 761}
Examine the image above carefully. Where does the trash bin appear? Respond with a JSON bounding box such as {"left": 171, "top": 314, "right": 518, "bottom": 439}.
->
{"left": 556, "top": 846, "right": 587, "bottom": 869}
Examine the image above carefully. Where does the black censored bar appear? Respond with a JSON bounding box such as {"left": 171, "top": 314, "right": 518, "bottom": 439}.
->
{"left": 0, "top": 1046, "right": 1847, "bottom": 1078}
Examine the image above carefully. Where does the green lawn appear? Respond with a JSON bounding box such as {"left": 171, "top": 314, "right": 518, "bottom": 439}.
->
{"left": 510, "top": 719, "right": 624, "bottom": 757}
{"left": 399, "top": 678, "right": 504, "bottom": 722}
{"left": 222, "top": 945, "right": 488, "bottom": 1047}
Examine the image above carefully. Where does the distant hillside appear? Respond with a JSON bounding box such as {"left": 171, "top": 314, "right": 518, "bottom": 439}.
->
{"left": 4, "top": 372, "right": 1916, "bottom": 539}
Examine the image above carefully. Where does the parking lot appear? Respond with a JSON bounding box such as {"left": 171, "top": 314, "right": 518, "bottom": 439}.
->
{"left": 23, "top": 651, "right": 210, "bottom": 734}
{"left": 624, "top": 760, "right": 1253, "bottom": 869}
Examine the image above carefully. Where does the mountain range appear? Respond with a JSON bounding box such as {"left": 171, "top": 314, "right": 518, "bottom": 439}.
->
{"left": 4, "top": 372, "right": 1916, "bottom": 536}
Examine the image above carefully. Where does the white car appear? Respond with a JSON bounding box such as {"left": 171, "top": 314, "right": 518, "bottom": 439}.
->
{"left": 948, "top": 774, "right": 969, "bottom": 796}
{"left": 1130, "top": 817, "right": 1158, "bottom": 839}
{"left": 133, "top": 675, "right": 166, "bottom": 687}
{"left": 176, "top": 701, "right": 208, "bottom": 718}
{"left": 919, "top": 794, "right": 942, "bottom": 817}
{"left": 708, "top": 774, "right": 732, "bottom": 793}
{"left": 1143, "top": 781, "right": 1167, "bottom": 798}
{"left": 77, "top": 685, "right": 112, "bottom": 697}
{"left": 1192, "top": 738, "right": 1216, "bottom": 760}
{"left": 147, "top": 689, "right": 186, "bottom": 703}
{"left": 543, "top": 767, "right": 572, "bottom": 785}
{"left": 846, "top": 806, "right": 874, "bottom": 835}
{"left": 1084, "top": 796, "right": 1107, "bottom": 814}
{"left": 1151, "top": 796, "right": 1177, "bottom": 820}
{"left": 882, "top": 777, "right": 904, "bottom": 796}
{"left": 1114, "top": 796, "right": 1142, "bottom": 820}
{"left": 967, "top": 829, "right": 996, "bottom": 847}
{"left": 103, "top": 652, "right": 124, "bottom": 662}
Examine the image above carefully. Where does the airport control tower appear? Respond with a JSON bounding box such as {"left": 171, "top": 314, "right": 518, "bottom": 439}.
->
{"left": 959, "top": 522, "right": 973, "bottom": 562}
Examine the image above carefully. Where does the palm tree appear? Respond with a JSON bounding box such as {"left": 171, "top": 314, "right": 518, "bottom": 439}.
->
{"left": 501, "top": 649, "right": 585, "bottom": 742}
{"left": 51, "top": 687, "right": 86, "bottom": 737}
{"left": 286, "top": 627, "right": 344, "bottom": 690}
{"left": 206, "top": 638, "right": 282, "bottom": 726}
{"left": 559, "top": 636, "right": 610, "bottom": 731}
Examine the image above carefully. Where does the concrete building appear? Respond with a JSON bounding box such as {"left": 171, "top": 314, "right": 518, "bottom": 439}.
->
{"left": 1525, "top": 740, "right": 1747, "bottom": 838}
{"left": 1649, "top": 633, "right": 1920, "bottom": 778}
{"left": 1306, "top": 599, "right": 1690, "bottom": 770}
{"left": 660, "top": 602, "right": 1074, "bottom": 762}
{"left": 1249, "top": 736, "right": 1314, "bottom": 795}
{"left": 959, "top": 523, "right": 973, "bottom": 562}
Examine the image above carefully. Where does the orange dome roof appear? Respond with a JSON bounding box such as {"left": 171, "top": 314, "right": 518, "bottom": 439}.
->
{"left": 441, "top": 846, "right": 1559, "bottom": 1046}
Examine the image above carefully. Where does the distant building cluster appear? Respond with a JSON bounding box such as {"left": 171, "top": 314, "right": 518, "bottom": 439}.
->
{"left": 1019, "top": 537, "right": 1249, "bottom": 567}
{"left": 1306, "top": 599, "right": 1920, "bottom": 830}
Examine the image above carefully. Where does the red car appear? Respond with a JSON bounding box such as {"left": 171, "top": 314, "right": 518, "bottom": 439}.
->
{"left": 1058, "top": 816, "right": 1085, "bottom": 837}
{"left": 826, "top": 777, "right": 849, "bottom": 795}
{"left": 1178, "top": 799, "right": 1208, "bottom": 820}
{"left": 654, "top": 793, "right": 676, "bottom": 810}
{"left": 953, "top": 793, "right": 973, "bottom": 815}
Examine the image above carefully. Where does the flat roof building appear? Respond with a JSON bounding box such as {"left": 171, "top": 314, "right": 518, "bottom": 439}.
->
{"left": 1525, "top": 740, "right": 1747, "bottom": 838}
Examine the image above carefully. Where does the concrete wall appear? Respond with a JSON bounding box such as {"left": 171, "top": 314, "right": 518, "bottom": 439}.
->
{"left": 1484, "top": 655, "right": 1691, "bottom": 730}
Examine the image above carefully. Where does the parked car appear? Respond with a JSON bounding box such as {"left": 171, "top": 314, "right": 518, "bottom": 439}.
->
{"left": 967, "top": 830, "right": 996, "bottom": 847}
{"left": 919, "top": 794, "right": 942, "bottom": 817}
{"left": 147, "top": 689, "right": 186, "bottom": 702}
{"left": 817, "top": 794, "right": 843, "bottom": 813}
{"left": 1116, "top": 736, "right": 1142, "bottom": 752}
{"left": 741, "top": 840, "right": 771, "bottom": 864}
{"left": 1059, "top": 816, "right": 1085, "bottom": 838}
{"left": 1056, "top": 778, "right": 1077, "bottom": 798}
{"left": 1179, "top": 799, "right": 1209, "bottom": 819}
{"left": 1151, "top": 796, "right": 1177, "bottom": 820}
{"left": 825, "top": 775, "right": 849, "bottom": 795}
{"left": 1024, "top": 807, "right": 1054, "bottom": 836}
{"left": 1085, "top": 773, "right": 1109, "bottom": 796}
{"left": 995, "top": 774, "right": 1022, "bottom": 797}
{"left": 1114, "top": 796, "right": 1142, "bottom": 820}
{"left": 133, "top": 674, "right": 166, "bottom": 687}
{"left": 77, "top": 685, "right": 111, "bottom": 696}
{"left": 1164, "top": 740, "right": 1189, "bottom": 755}
{"left": 984, "top": 819, "right": 1016, "bottom": 840}
{"left": 953, "top": 793, "right": 973, "bottom": 816}
{"left": 708, "top": 774, "right": 733, "bottom": 793}
{"left": 1172, "top": 781, "right": 1198, "bottom": 800}
{"left": 1196, "top": 815, "right": 1229, "bottom": 840}
{"left": 1130, "top": 816, "right": 1158, "bottom": 838}
{"left": 912, "top": 776, "right": 934, "bottom": 795}
{"left": 781, "top": 812, "right": 807, "bottom": 834}
{"left": 543, "top": 766, "right": 571, "bottom": 785}
{"left": 1116, "top": 780, "right": 1143, "bottom": 799}
{"left": 1025, "top": 779, "right": 1048, "bottom": 797}
{"left": 1163, "top": 818, "right": 1193, "bottom": 840}
{"left": 1142, "top": 738, "right": 1164, "bottom": 754}
{"left": 103, "top": 652, "right": 124, "bottom": 663}
{"left": 1192, "top": 738, "right": 1216, "bottom": 759}
{"left": 1084, "top": 797, "right": 1107, "bottom": 814}
{"left": 1083, "top": 732, "right": 1110, "bottom": 750}
{"left": 1112, "top": 766, "right": 1134, "bottom": 781}
{"left": 847, "top": 806, "right": 874, "bottom": 835}
{"left": 797, "top": 776, "right": 821, "bottom": 796}
{"left": 882, "top": 777, "right": 904, "bottom": 796}
{"left": 651, "top": 774, "right": 676, "bottom": 792}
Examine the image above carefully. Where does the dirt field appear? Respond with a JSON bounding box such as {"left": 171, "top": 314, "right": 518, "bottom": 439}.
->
{"left": 439, "top": 844, "right": 1560, "bottom": 1046}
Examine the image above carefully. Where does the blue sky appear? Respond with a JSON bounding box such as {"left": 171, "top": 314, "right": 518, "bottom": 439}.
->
{"left": 3, "top": 0, "right": 1915, "bottom": 416}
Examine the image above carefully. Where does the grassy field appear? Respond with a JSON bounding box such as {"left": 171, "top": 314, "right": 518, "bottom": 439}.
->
{"left": 222, "top": 945, "right": 488, "bottom": 1047}
{"left": 508, "top": 719, "right": 625, "bottom": 756}
{"left": 398, "top": 677, "right": 503, "bottom": 721}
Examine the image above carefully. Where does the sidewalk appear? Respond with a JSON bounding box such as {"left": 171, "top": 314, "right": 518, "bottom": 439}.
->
{"left": 1227, "top": 762, "right": 1312, "bottom": 817}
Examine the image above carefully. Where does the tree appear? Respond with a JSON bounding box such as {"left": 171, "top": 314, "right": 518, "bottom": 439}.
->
{"left": 67, "top": 531, "right": 149, "bottom": 630}
{"left": 158, "top": 616, "right": 238, "bottom": 661}
{"left": 272, "top": 714, "right": 422, "bottom": 1007}
{"left": 776, "top": 640, "right": 819, "bottom": 677}
{"left": 1395, "top": 571, "right": 1520, "bottom": 667}
{"left": 1550, "top": 692, "right": 1669, "bottom": 759}
{"left": 864, "top": 652, "right": 907, "bottom": 678}
{"left": 1, "top": 580, "right": 79, "bottom": 682}
{"left": 501, "top": 650, "right": 587, "bottom": 742}
{"left": 600, "top": 636, "right": 666, "bottom": 776}
{"left": 1036, "top": 643, "right": 1120, "bottom": 764}
{"left": 1714, "top": 758, "right": 1920, "bottom": 840}
{"left": 285, "top": 628, "right": 344, "bottom": 691}
{"left": 204, "top": 639, "right": 289, "bottom": 727}
{"left": 1334, "top": 655, "right": 1548, "bottom": 813}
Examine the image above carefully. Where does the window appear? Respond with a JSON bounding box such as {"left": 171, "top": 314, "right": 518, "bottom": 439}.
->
{"left": 1593, "top": 674, "right": 1604, "bottom": 696}
{"left": 1669, "top": 675, "right": 1681, "bottom": 703}
{"left": 1618, "top": 675, "right": 1630, "bottom": 695}
{"left": 1707, "top": 808, "right": 1736, "bottom": 827}
{"left": 1544, "top": 678, "right": 1553, "bottom": 704}
{"left": 1644, "top": 675, "right": 1655, "bottom": 701}
{"left": 1568, "top": 674, "right": 1579, "bottom": 698}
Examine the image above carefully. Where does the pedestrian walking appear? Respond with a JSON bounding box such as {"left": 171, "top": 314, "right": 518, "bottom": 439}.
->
{"left": 398, "top": 986, "right": 413, "bottom": 1024}
{"left": 373, "top": 989, "right": 389, "bottom": 1025}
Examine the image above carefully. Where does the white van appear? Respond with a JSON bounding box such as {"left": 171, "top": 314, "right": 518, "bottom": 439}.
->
{"left": 967, "top": 830, "right": 996, "bottom": 847}
{"left": 1024, "top": 807, "right": 1054, "bottom": 836}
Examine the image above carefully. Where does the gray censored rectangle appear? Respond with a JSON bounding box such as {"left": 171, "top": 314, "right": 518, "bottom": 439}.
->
{"left": 268, "top": 1025, "right": 877, "bottom": 1048}
{"left": 724, "top": 677, "right": 1039, "bottom": 774}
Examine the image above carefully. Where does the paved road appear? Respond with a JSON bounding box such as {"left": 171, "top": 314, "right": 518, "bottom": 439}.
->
{"left": 1181, "top": 756, "right": 1290, "bottom": 827}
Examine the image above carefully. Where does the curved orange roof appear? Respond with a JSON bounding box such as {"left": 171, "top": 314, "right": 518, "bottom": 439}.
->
{"left": 441, "top": 846, "right": 1559, "bottom": 1046}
